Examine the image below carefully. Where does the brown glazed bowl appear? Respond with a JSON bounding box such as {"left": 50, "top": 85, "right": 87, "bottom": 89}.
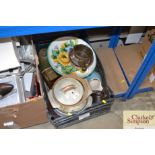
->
{"left": 69, "top": 44, "right": 94, "bottom": 71}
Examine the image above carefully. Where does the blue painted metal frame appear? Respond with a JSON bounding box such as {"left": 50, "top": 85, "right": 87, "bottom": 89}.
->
{"left": 137, "top": 87, "right": 153, "bottom": 94}
{"left": 123, "top": 40, "right": 155, "bottom": 100}
{"left": 109, "top": 27, "right": 121, "bottom": 48}
{"left": 113, "top": 47, "right": 153, "bottom": 99}
{"left": 113, "top": 48, "right": 130, "bottom": 86}
{"left": 0, "top": 26, "right": 103, "bottom": 38}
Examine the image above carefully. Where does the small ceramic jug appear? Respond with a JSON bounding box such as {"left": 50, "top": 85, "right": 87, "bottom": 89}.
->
{"left": 86, "top": 71, "right": 103, "bottom": 91}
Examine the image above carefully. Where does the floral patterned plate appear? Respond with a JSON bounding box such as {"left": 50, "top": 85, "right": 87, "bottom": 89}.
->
{"left": 47, "top": 37, "right": 96, "bottom": 78}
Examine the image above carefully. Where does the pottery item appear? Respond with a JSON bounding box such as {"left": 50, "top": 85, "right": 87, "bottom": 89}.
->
{"left": 91, "top": 90, "right": 107, "bottom": 104}
{"left": 53, "top": 96, "right": 93, "bottom": 116}
{"left": 48, "top": 75, "right": 92, "bottom": 113}
{"left": 53, "top": 77, "right": 84, "bottom": 105}
{"left": 47, "top": 37, "right": 96, "bottom": 78}
{"left": 86, "top": 71, "right": 103, "bottom": 91}
{"left": 38, "top": 48, "right": 60, "bottom": 88}
{"left": 91, "top": 85, "right": 113, "bottom": 104}
{"left": 69, "top": 44, "right": 93, "bottom": 71}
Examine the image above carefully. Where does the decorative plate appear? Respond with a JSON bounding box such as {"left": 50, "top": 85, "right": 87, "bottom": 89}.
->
{"left": 53, "top": 77, "right": 84, "bottom": 106}
{"left": 47, "top": 37, "right": 96, "bottom": 78}
{"left": 47, "top": 75, "right": 93, "bottom": 114}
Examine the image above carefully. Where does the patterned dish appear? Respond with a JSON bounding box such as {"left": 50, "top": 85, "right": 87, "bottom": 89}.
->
{"left": 47, "top": 37, "right": 96, "bottom": 78}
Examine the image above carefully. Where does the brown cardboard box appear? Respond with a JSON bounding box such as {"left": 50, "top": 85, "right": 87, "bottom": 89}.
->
{"left": 141, "top": 30, "right": 152, "bottom": 53}
{"left": 0, "top": 42, "right": 48, "bottom": 129}
{"left": 115, "top": 44, "right": 153, "bottom": 89}
{"left": 140, "top": 29, "right": 155, "bottom": 57}
{"left": 96, "top": 47, "right": 128, "bottom": 95}
{"left": 139, "top": 29, "right": 155, "bottom": 88}
{"left": 0, "top": 97, "right": 48, "bottom": 128}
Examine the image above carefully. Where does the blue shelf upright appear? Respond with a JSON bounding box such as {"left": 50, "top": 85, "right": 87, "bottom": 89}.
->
{"left": 123, "top": 40, "right": 155, "bottom": 100}
{"left": 109, "top": 27, "right": 121, "bottom": 48}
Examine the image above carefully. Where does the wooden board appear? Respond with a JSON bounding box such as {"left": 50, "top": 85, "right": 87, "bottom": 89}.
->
{"left": 96, "top": 47, "right": 128, "bottom": 95}
{"left": 115, "top": 44, "right": 153, "bottom": 89}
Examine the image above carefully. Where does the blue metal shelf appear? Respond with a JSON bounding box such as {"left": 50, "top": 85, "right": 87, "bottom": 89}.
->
{"left": 112, "top": 46, "right": 155, "bottom": 100}
{"left": 0, "top": 26, "right": 103, "bottom": 38}
{"left": 123, "top": 41, "right": 155, "bottom": 100}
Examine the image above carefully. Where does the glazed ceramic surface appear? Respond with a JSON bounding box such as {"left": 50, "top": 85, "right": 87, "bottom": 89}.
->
{"left": 53, "top": 96, "right": 93, "bottom": 116}
{"left": 86, "top": 71, "right": 103, "bottom": 91}
{"left": 48, "top": 75, "right": 93, "bottom": 114}
{"left": 53, "top": 77, "right": 84, "bottom": 105}
{"left": 47, "top": 37, "right": 96, "bottom": 78}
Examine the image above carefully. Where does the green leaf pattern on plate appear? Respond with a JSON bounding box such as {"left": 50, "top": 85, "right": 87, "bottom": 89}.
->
{"left": 61, "top": 65, "right": 77, "bottom": 74}
{"left": 51, "top": 39, "right": 78, "bottom": 74}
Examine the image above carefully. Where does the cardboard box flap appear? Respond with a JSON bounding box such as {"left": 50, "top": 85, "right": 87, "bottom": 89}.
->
{"left": 115, "top": 44, "right": 153, "bottom": 89}
{"left": 96, "top": 47, "right": 128, "bottom": 95}
{"left": 0, "top": 97, "right": 48, "bottom": 128}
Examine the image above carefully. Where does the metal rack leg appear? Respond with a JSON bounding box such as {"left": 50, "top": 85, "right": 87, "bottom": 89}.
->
{"left": 109, "top": 27, "right": 121, "bottom": 48}
{"left": 113, "top": 48, "right": 130, "bottom": 86}
{"left": 123, "top": 40, "right": 155, "bottom": 100}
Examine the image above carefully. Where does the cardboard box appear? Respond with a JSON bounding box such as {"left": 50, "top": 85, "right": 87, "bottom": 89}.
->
{"left": 115, "top": 44, "right": 154, "bottom": 89}
{"left": 0, "top": 42, "right": 48, "bottom": 129}
{"left": 140, "top": 29, "right": 155, "bottom": 57}
{"left": 96, "top": 47, "right": 128, "bottom": 95}
{"left": 139, "top": 29, "right": 155, "bottom": 88}
{"left": 125, "top": 26, "right": 145, "bottom": 44}
{"left": 0, "top": 97, "right": 48, "bottom": 128}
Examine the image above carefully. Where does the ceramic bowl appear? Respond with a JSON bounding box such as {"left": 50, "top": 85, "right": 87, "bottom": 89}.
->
{"left": 69, "top": 44, "right": 93, "bottom": 71}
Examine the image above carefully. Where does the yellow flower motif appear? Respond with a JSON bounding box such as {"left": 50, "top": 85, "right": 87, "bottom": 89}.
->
{"left": 57, "top": 52, "right": 70, "bottom": 66}
{"left": 71, "top": 72, "right": 76, "bottom": 75}
{"left": 53, "top": 59, "right": 59, "bottom": 63}
{"left": 61, "top": 43, "right": 65, "bottom": 49}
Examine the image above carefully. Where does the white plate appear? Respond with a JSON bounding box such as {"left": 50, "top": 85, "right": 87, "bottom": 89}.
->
{"left": 53, "top": 77, "right": 84, "bottom": 105}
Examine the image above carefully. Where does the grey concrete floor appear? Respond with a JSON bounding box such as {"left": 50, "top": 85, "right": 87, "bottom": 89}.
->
{"left": 29, "top": 91, "right": 155, "bottom": 129}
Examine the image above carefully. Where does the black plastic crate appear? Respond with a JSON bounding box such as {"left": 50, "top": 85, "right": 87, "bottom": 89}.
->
{"left": 52, "top": 99, "right": 113, "bottom": 128}
{"left": 34, "top": 35, "right": 114, "bottom": 128}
